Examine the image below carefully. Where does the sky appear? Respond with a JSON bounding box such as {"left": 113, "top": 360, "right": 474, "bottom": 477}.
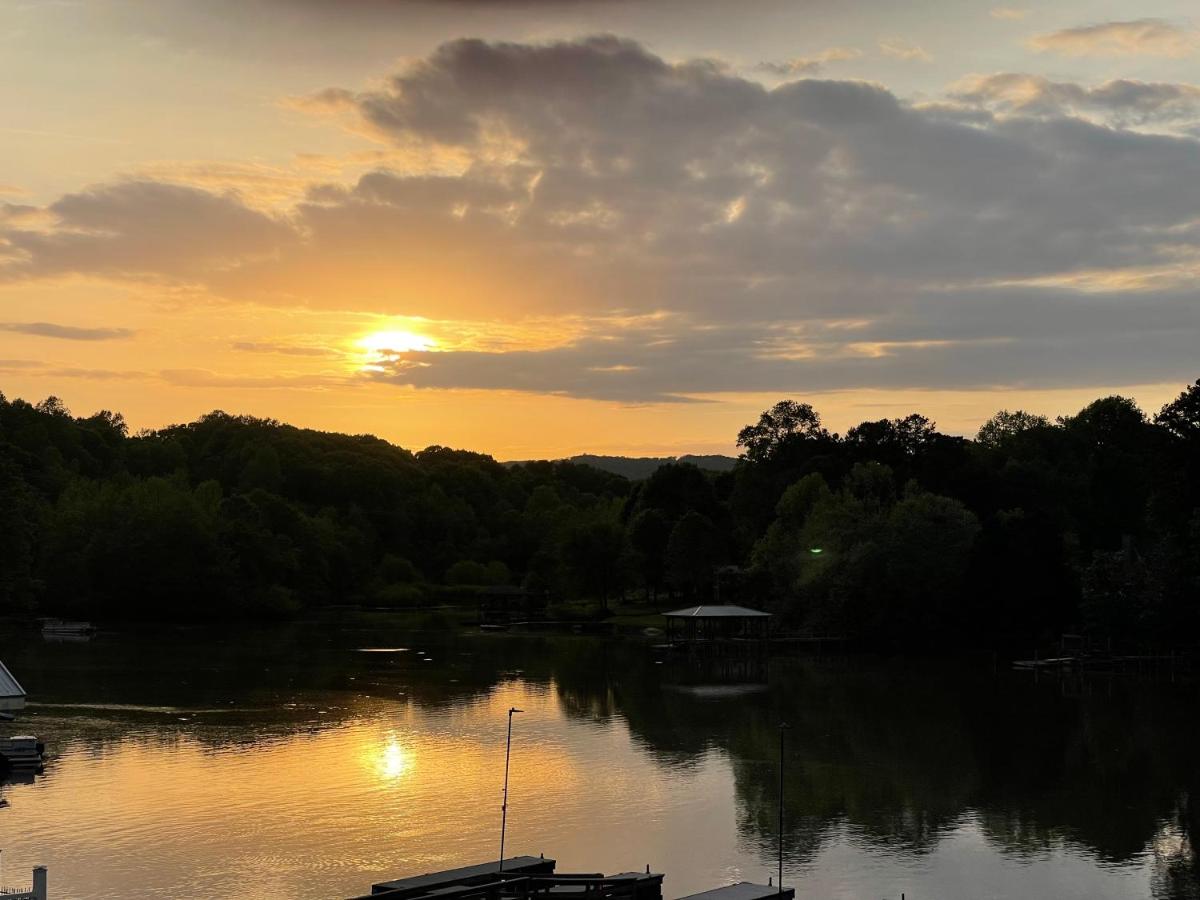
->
{"left": 1, "top": 0, "right": 1198, "bottom": 458}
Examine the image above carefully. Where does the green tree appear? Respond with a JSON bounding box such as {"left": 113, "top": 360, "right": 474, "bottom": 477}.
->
{"left": 976, "top": 409, "right": 1052, "bottom": 448}
{"left": 1157, "top": 379, "right": 1200, "bottom": 441}
{"left": 666, "top": 511, "right": 722, "bottom": 598}
{"left": 736, "top": 400, "right": 829, "bottom": 462}
{"left": 628, "top": 507, "right": 673, "bottom": 599}
{"left": 562, "top": 518, "right": 627, "bottom": 610}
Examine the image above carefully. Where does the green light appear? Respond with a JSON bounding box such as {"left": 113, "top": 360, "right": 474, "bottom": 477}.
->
{"left": 809, "top": 547, "right": 823, "bottom": 555}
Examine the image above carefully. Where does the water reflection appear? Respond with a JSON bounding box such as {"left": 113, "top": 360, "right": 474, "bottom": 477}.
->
{"left": 0, "top": 615, "right": 1197, "bottom": 899}
{"left": 373, "top": 736, "right": 413, "bottom": 781}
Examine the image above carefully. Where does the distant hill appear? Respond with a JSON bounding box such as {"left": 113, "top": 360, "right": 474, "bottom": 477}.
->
{"left": 507, "top": 453, "right": 739, "bottom": 480}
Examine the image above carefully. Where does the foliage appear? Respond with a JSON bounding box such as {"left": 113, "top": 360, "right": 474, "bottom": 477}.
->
{"left": 3, "top": 380, "right": 1200, "bottom": 647}
{"left": 736, "top": 400, "right": 829, "bottom": 462}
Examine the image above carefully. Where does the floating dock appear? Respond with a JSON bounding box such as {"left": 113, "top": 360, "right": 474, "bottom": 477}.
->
{"left": 678, "top": 884, "right": 793, "bottom": 900}
{"left": 351, "top": 856, "right": 791, "bottom": 900}
{"left": 0, "top": 736, "right": 45, "bottom": 774}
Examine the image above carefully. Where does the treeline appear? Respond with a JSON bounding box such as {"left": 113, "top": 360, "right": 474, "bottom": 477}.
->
{"left": 2, "top": 381, "right": 1199, "bottom": 646}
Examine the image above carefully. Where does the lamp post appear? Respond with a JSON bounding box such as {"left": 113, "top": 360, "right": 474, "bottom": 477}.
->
{"left": 499, "top": 707, "right": 523, "bottom": 872}
{"left": 778, "top": 722, "right": 789, "bottom": 896}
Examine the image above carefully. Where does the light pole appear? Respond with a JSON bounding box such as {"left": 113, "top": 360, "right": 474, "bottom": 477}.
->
{"left": 499, "top": 707, "right": 523, "bottom": 872}
{"left": 778, "top": 722, "right": 789, "bottom": 896}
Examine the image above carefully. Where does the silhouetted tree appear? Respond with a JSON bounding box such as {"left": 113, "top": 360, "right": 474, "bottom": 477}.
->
{"left": 736, "top": 400, "right": 829, "bottom": 462}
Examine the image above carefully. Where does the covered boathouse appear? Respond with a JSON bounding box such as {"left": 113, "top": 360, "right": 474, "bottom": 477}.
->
{"left": 0, "top": 658, "right": 26, "bottom": 713}
{"left": 662, "top": 605, "right": 772, "bottom": 645}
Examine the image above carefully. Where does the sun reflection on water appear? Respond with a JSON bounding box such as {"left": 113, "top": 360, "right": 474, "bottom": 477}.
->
{"left": 374, "top": 735, "right": 413, "bottom": 781}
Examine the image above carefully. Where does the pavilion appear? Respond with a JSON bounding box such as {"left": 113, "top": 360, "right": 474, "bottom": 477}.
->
{"left": 662, "top": 604, "right": 772, "bottom": 644}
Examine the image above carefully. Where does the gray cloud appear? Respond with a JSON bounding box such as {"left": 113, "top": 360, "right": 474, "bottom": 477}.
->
{"left": 0, "top": 321, "right": 137, "bottom": 341}
{"left": 365, "top": 311, "right": 1200, "bottom": 401}
{"left": 1, "top": 181, "right": 293, "bottom": 283}
{"left": 951, "top": 73, "right": 1200, "bottom": 127}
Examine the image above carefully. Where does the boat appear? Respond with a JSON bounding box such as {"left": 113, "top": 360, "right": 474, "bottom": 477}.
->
{"left": 39, "top": 618, "right": 95, "bottom": 637}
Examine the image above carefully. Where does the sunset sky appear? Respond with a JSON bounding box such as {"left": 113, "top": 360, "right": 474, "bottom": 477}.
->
{"left": 2, "top": 0, "right": 1198, "bottom": 458}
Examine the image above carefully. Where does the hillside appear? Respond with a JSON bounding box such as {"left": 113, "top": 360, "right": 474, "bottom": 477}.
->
{"left": 506, "top": 453, "right": 739, "bottom": 480}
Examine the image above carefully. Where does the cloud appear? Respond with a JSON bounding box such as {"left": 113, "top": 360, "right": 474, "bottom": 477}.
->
{"left": 878, "top": 38, "right": 933, "bottom": 62}
{"left": 0, "top": 321, "right": 137, "bottom": 340}
{"left": 990, "top": 8, "right": 1029, "bottom": 21}
{"left": 951, "top": 73, "right": 1200, "bottom": 128}
{"left": 0, "top": 359, "right": 43, "bottom": 372}
{"left": 756, "top": 47, "right": 861, "bottom": 78}
{"left": 1028, "top": 19, "right": 1196, "bottom": 58}
{"left": 0, "top": 180, "right": 294, "bottom": 284}
{"left": 160, "top": 368, "right": 347, "bottom": 390}
{"left": 363, "top": 290, "right": 1200, "bottom": 401}
{"left": 232, "top": 340, "right": 343, "bottom": 357}
{"left": 7, "top": 35, "right": 1200, "bottom": 402}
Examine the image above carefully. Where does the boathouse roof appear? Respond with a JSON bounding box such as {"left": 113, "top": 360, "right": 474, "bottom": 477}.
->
{"left": 0, "top": 659, "right": 26, "bottom": 698}
{"left": 663, "top": 604, "right": 771, "bottom": 618}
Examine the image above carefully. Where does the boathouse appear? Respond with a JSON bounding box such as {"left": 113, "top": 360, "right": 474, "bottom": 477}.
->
{"left": 662, "top": 605, "right": 772, "bottom": 643}
{"left": 0, "top": 659, "right": 26, "bottom": 713}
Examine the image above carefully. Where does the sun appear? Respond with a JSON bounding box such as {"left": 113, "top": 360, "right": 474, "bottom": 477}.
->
{"left": 355, "top": 329, "right": 435, "bottom": 371}
{"left": 357, "top": 330, "right": 435, "bottom": 354}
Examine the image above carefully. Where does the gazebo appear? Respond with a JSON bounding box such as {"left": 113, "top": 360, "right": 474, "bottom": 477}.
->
{"left": 662, "top": 604, "right": 772, "bottom": 644}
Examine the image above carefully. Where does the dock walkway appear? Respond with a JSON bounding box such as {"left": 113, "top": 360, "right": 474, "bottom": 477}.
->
{"left": 354, "top": 856, "right": 786, "bottom": 900}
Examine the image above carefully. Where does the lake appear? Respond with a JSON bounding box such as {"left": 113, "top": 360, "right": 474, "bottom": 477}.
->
{"left": 1, "top": 614, "right": 1197, "bottom": 899}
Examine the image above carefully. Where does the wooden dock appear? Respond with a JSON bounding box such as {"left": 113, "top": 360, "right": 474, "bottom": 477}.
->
{"left": 352, "top": 856, "right": 784, "bottom": 900}
{"left": 678, "top": 884, "right": 794, "bottom": 900}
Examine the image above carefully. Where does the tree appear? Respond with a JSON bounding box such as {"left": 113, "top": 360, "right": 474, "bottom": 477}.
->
{"left": 0, "top": 458, "right": 38, "bottom": 609}
{"left": 976, "top": 409, "right": 1051, "bottom": 448}
{"left": 628, "top": 508, "right": 673, "bottom": 599}
{"left": 737, "top": 401, "right": 829, "bottom": 462}
{"left": 1059, "top": 395, "right": 1147, "bottom": 447}
{"left": 561, "top": 518, "right": 627, "bottom": 609}
{"left": 666, "top": 511, "right": 722, "bottom": 598}
{"left": 751, "top": 473, "right": 831, "bottom": 614}
{"left": 1157, "top": 379, "right": 1200, "bottom": 441}
{"left": 885, "top": 489, "right": 981, "bottom": 636}
{"left": 845, "top": 414, "right": 937, "bottom": 457}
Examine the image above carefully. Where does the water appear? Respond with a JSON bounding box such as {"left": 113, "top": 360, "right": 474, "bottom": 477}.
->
{"left": 1, "top": 614, "right": 1197, "bottom": 899}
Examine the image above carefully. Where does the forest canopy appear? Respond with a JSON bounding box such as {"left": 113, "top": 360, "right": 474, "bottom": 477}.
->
{"left": 2, "top": 381, "right": 1199, "bottom": 647}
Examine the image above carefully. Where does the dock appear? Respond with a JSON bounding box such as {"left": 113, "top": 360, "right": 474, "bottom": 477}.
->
{"left": 678, "top": 884, "right": 793, "bottom": 900}
{"left": 0, "top": 736, "right": 45, "bottom": 774}
{"left": 351, "top": 856, "right": 789, "bottom": 900}
{"left": 367, "top": 857, "right": 555, "bottom": 896}
{"left": 0, "top": 866, "right": 48, "bottom": 900}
